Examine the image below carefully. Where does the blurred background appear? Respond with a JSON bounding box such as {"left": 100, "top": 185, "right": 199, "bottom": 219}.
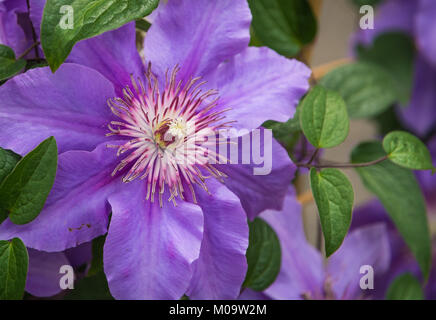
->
{"left": 299, "top": 0, "right": 436, "bottom": 247}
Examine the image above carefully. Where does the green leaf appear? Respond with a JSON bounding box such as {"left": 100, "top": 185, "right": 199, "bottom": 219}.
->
{"left": 41, "top": 0, "right": 159, "bottom": 72}
{"left": 263, "top": 107, "right": 301, "bottom": 156}
{"left": 135, "top": 19, "right": 151, "bottom": 32}
{"left": 300, "top": 86, "right": 349, "bottom": 148}
{"left": 0, "top": 44, "right": 26, "bottom": 81}
{"left": 0, "top": 148, "right": 21, "bottom": 185}
{"left": 351, "top": 142, "right": 432, "bottom": 279}
{"left": 372, "top": 105, "right": 405, "bottom": 136}
{"left": 0, "top": 137, "right": 58, "bottom": 225}
{"left": 320, "top": 62, "right": 398, "bottom": 118}
{"left": 25, "top": 60, "right": 49, "bottom": 71}
{"left": 0, "top": 238, "right": 29, "bottom": 300}
{"left": 243, "top": 218, "right": 281, "bottom": 291}
{"left": 0, "top": 149, "right": 22, "bottom": 224}
{"left": 64, "top": 271, "right": 114, "bottom": 300}
{"left": 88, "top": 235, "right": 106, "bottom": 276}
{"left": 310, "top": 168, "right": 354, "bottom": 256}
{"left": 386, "top": 273, "right": 424, "bottom": 300}
{"left": 248, "top": 0, "right": 317, "bottom": 57}
{"left": 357, "top": 32, "right": 415, "bottom": 104}
{"left": 383, "top": 131, "right": 435, "bottom": 171}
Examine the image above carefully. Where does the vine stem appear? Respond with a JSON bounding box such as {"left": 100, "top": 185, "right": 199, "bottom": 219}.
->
{"left": 17, "top": 42, "right": 40, "bottom": 60}
{"left": 297, "top": 190, "right": 314, "bottom": 205}
{"left": 26, "top": 0, "right": 40, "bottom": 60}
{"left": 295, "top": 155, "right": 389, "bottom": 169}
{"left": 306, "top": 148, "right": 320, "bottom": 165}
{"left": 312, "top": 58, "right": 352, "bottom": 80}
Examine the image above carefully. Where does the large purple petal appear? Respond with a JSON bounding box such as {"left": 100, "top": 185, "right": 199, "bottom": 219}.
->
{"left": 0, "top": 0, "right": 32, "bottom": 56}
{"left": 0, "top": 64, "right": 115, "bottom": 155}
{"left": 1, "top": 0, "right": 27, "bottom": 11}
{"left": 239, "top": 289, "right": 270, "bottom": 300}
{"left": 261, "top": 188, "right": 325, "bottom": 300}
{"left": 217, "top": 130, "right": 296, "bottom": 220}
{"left": 205, "top": 47, "right": 310, "bottom": 130}
{"left": 67, "top": 23, "right": 145, "bottom": 95}
{"left": 144, "top": 0, "right": 251, "bottom": 82}
{"left": 64, "top": 242, "right": 92, "bottom": 268}
{"left": 25, "top": 249, "right": 69, "bottom": 297}
{"left": 187, "top": 179, "right": 248, "bottom": 300}
{"left": 104, "top": 181, "right": 203, "bottom": 300}
{"left": 327, "top": 224, "right": 391, "bottom": 300}
{"left": 0, "top": 142, "right": 121, "bottom": 251}
{"left": 396, "top": 56, "right": 436, "bottom": 137}
{"left": 416, "top": 0, "right": 436, "bottom": 67}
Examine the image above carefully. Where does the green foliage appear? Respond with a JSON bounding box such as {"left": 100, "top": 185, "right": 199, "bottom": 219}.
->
{"left": 300, "top": 86, "right": 349, "bottom": 149}
{"left": 310, "top": 168, "right": 354, "bottom": 256}
{"left": 243, "top": 218, "right": 281, "bottom": 291}
{"left": 263, "top": 108, "right": 301, "bottom": 158}
{"left": 357, "top": 32, "right": 415, "bottom": 104}
{"left": 0, "top": 137, "right": 58, "bottom": 225}
{"left": 0, "top": 148, "right": 21, "bottom": 186}
{"left": 372, "top": 106, "right": 405, "bottom": 136}
{"left": 135, "top": 19, "right": 151, "bottom": 32}
{"left": 88, "top": 235, "right": 106, "bottom": 276}
{"left": 0, "top": 45, "right": 26, "bottom": 81}
{"left": 383, "top": 131, "right": 435, "bottom": 171}
{"left": 248, "top": 0, "right": 317, "bottom": 57}
{"left": 320, "top": 62, "right": 398, "bottom": 118}
{"left": 65, "top": 271, "right": 113, "bottom": 300}
{"left": 386, "top": 273, "right": 424, "bottom": 300}
{"left": 352, "top": 142, "right": 432, "bottom": 279}
{"left": 0, "top": 238, "right": 28, "bottom": 300}
{"left": 41, "top": 0, "right": 159, "bottom": 71}
{"left": 0, "top": 149, "right": 21, "bottom": 224}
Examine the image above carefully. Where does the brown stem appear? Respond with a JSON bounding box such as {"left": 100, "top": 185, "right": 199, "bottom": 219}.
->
{"left": 296, "top": 155, "right": 389, "bottom": 169}
{"left": 297, "top": 190, "right": 314, "bottom": 205}
{"left": 306, "top": 148, "right": 320, "bottom": 165}
{"left": 26, "top": 0, "right": 40, "bottom": 60}
{"left": 312, "top": 58, "right": 352, "bottom": 80}
{"left": 17, "top": 41, "right": 40, "bottom": 60}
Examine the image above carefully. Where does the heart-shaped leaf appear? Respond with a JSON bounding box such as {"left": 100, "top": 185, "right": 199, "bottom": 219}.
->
{"left": 310, "top": 168, "right": 354, "bottom": 256}
{"left": 300, "top": 86, "right": 349, "bottom": 149}
{"left": 383, "top": 131, "right": 435, "bottom": 171}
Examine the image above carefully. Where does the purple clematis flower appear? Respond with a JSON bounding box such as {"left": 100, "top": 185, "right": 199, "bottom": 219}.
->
{"left": 240, "top": 189, "right": 391, "bottom": 300}
{"left": 351, "top": 200, "right": 436, "bottom": 299}
{"left": 0, "top": 0, "right": 310, "bottom": 299}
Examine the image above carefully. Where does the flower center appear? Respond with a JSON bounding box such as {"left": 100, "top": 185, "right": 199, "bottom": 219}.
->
{"left": 106, "top": 65, "right": 232, "bottom": 206}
